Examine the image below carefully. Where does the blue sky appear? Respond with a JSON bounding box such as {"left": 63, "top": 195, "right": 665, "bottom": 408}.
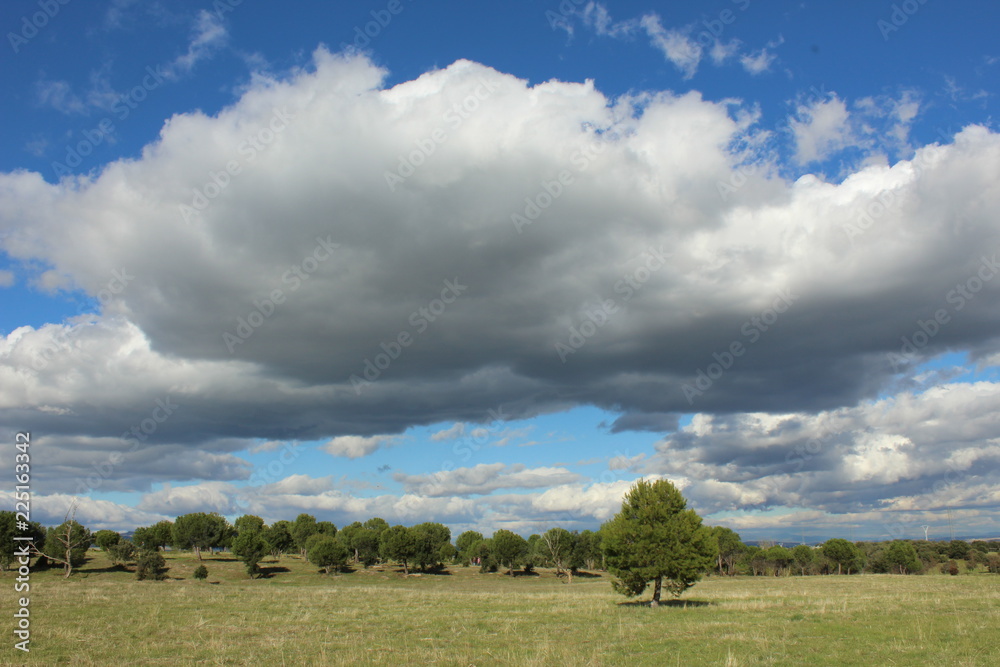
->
{"left": 1, "top": 0, "right": 999, "bottom": 543}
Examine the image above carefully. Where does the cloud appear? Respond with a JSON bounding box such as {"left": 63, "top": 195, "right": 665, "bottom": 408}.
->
{"left": 2, "top": 50, "right": 1000, "bottom": 531}
{"left": 322, "top": 435, "right": 400, "bottom": 459}
{"left": 165, "top": 10, "right": 228, "bottom": 78}
{"left": 639, "top": 15, "right": 703, "bottom": 79}
{"left": 0, "top": 270, "right": 13, "bottom": 287}
{"left": 394, "top": 463, "right": 582, "bottom": 496}
{"left": 642, "top": 381, "right": 1000, "bottom": 518}
{"left": 740, "top": 48, "right": 776, "bottom": 75}
{"left": 790, "top": 93, "right": 853, "bottom": 164}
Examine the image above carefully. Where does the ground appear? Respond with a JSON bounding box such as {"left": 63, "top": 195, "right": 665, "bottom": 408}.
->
{"left": 1, "top": 551, "right": 998, "bottom": 665}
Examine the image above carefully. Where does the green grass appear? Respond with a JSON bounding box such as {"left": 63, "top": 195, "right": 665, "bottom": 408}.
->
{"left": 2, "top": 551, "right": 998, "bottom": 665}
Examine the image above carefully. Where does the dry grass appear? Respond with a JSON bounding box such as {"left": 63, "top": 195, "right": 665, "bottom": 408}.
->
{"left": 1, "top": 551, "right": 997, "bottom": 665}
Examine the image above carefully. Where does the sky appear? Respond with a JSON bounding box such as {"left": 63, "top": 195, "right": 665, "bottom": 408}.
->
{"left": 1, "top": 0, "right": 999, "bottom": 544}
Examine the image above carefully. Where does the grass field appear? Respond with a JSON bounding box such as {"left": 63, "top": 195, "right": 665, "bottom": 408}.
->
{"left": 2, "top": 551, "right": 998, "bottom": 665}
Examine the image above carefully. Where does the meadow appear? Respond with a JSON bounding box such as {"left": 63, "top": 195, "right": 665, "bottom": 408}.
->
{"left": 2, "top": 551, "right": 998, "bottom": 666}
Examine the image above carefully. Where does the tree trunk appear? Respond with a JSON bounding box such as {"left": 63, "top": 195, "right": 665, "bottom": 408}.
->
{"left": 402, "top": 560, "right": 408, "bottom": 575}
{"left": 651, "top": 576, "right": 662, "bottom": 607}
{"left": 568, "top": 569, "right": 573, "bottom": 584}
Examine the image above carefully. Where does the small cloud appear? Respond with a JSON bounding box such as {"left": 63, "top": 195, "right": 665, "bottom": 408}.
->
{"left": 165, "top": 10, "right": 228, "bottom": 79}
{"left": 740, "top": 48, "right": 776, "bottom": 75}
{"left": 0, "top": 270, "right": 14, "bottom": 288}
{"left": 640, "top": 15, "right": 702, "bottom": 80}
{"left": 321, "top": 434, "right": 399, "bottom": 459}
{"left": 789, "top": 93, "right": 853, "bottom": 164}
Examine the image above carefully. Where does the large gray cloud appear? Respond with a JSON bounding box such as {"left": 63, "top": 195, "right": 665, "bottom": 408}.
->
{"left": 2, "top": 49, "right": 1000, "bottom": 531}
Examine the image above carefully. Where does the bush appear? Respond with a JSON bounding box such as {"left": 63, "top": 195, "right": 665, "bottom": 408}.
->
{"left": 106, "top": 540, "right": 137, "bottom": 568}
{"left": 947, "top": 560, "right": 960, "bottom": 576}
{"left": 136, "top": 550, "right": 167, "bottom": 581}
{"left": 193, "top": 565, "right": 208, "bottom": 581}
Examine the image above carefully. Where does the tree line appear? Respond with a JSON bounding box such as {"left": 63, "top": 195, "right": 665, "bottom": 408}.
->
{"left": 1, "top": 479, "right": 998, "bottom": 605}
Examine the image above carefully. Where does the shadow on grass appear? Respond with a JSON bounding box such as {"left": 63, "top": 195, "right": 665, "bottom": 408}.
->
{"left": 617, "top": 599, "right": 715, "bottom": 609}
{"left": 566, "top": 570, "right": 602, "bottom": 579}
{"left": 258, "top": 565, "right": 291, "bottom": 578}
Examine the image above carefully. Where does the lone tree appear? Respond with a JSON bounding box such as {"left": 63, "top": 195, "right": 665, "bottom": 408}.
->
{"left": 601, "top": 479, "right": 717, "bottom": 607}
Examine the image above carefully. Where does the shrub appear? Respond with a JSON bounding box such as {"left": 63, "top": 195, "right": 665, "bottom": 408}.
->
{"left": 136, "top": 550, "right": 167, "bottom": 581}
{"left": 193, "top": 565, "right": 209, "bottom": 581}
{"left": 947, "top": 560, "right": 960, "bottom": 576}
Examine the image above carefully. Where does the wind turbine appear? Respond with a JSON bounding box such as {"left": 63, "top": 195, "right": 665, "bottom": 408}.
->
{"left": 921, "top": 525, "right": 930, "bottom": 541}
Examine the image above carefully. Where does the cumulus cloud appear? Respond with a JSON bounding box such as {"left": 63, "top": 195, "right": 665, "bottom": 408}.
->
{"left": 643, "top": 382, "right": 1000, "bottom": 521}
{"left": 2, "top": 49, "right": 1000, "bottom": 533}
{"left": 322, "top": 435, "right": 400, "bottom": 459}
{"left": 790, "top": 93, "right": 854, "bottom": 164}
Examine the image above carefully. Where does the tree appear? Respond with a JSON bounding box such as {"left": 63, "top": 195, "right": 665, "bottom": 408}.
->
{"left": 542, "top": 527, "right": 577, "bottom": 581}
{"left": 456, "top": 530, "right": 484, "bottom": 565}
{"left": 133, "top": 520, "right": 173, "bottom": 551}
{"left": 136, "top": 549, "right": 167, "bottom": 580}
{"left": 791, "top": 545, "right": 815, "bottom": 575}
{"left": 0, "top": 512, "right": 45, "bottom": 572}
{"left": 308, "top": 535, "right": 350, "bottom": 574}
{"left": 766, "top": 545, "right": 793, "bottom": 576}
{"left": 234, "top": 515, "right": 265, "bottom": 534}
{"left": 41, "top": 519, "right": 92, "bottom": 578}
{"left": 884, "top": 540, "right": 922, "bottom": 574}
{"left": 411, "top": 522, "right": 451, "bottom": 571}
{"left": 491, "top": 529, "right": 528, "bottom": 576}
{"left": 710, "top": 526, "right": 745, "bottom": 575}
{"left": 106, "top": 540, "right": 137, "bottom": 568}
{"left": 821, "top": 538, "right": 863, "bottom": 575}
{"left": 231, "top": 530, "right": 269, "bottom": 578}
{"left": 364, "top": 517, "right": 390, "bottom": 534}
{"left": 338, "top": 522, "right": 381, "bottom": 566}
{"left": 380, "top": 525, "right": 417, "bottom": 575}
{"left": 316, "top": 521, "right": 338, "bottom": 538}
{"left": 262, "top": 520, "right": 295, "bottom": 558}
{"left": 601, "top": 479, "right": 718, "bottom": 606}
{"left": 947, "top": 540, "right": 971, "bottom": 560}
{"left": 193, "top": 565, "right": 208, "bottom": 581}
{"left": 94, "top": 529, "right": 121, "bottom": 551}
{"left": 574, "top": 530, "right": 602, "bottom": 571}
{"left": 171, "top": 513, "right": 230, "bottom": 560}
{"left": 291, "top": 514, "right": 318, "bottom": 558}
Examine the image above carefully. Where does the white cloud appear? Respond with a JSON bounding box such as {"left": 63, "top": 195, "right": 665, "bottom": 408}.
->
{"left": 394, "top": 463, "right": 582, "bottom": 496}
{"left": 166, "top": 10, "right": 228, "bottom": 78}
{"left": 0, "top": 270, "right": 13, "bottom": 287}
{"left": 322, "top": 435, "right": 399, "bottom": 459}
{"left": 790, "top": 93, "right": 853, "bottom": 163}
{"left": 640, "top": 14, "right": 703, "bottom": 79}
{"left": 740, "top": 48, "right": 776, "bottom": 75}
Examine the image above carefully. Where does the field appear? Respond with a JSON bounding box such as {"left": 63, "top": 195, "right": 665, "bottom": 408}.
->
{"left": 2, "top": 552, "right": 998, "bottom": 666}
